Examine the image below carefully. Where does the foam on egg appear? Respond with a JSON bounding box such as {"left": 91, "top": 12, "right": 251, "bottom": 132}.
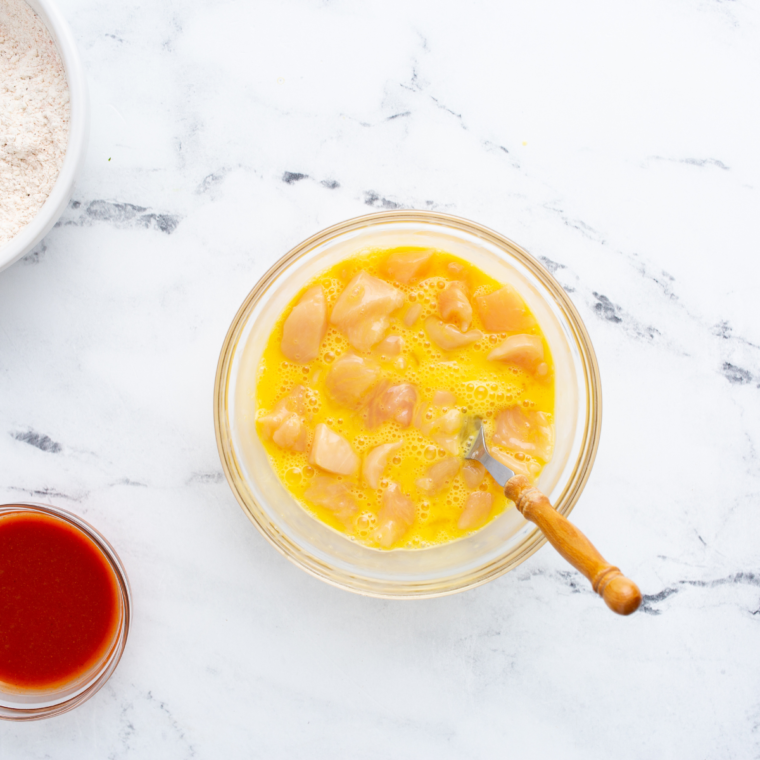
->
{"left": 255, "top": 247, "right": 555, "bottom": 549}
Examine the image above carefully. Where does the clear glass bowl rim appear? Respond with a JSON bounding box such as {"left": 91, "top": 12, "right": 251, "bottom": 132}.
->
{"left": 0, "top": 502, "right": 132, "bottom": 721}
{"left": 214, "top": 210, "right": 602, "bottom": 598}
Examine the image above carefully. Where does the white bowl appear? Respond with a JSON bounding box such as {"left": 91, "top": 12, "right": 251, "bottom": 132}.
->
{"left": 0, "top": 0, "right": 89, "bottom": 273}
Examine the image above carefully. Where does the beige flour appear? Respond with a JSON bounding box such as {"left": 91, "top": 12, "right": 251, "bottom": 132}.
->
{"left": 0, "top": 0, "right": 70, "bottom": 249}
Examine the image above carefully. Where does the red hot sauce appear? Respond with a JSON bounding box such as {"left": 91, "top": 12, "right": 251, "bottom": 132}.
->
{"left": 0, "top": 510, "right": 121, "bottom": 691}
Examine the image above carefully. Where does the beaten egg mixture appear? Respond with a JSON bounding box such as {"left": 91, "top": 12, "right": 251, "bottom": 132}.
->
{"left": 255, "top": 248, "right": 555, "bottom": 550}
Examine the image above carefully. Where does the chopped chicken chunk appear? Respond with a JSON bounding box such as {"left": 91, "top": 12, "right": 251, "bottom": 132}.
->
{"left": 374, "top": 482, "right": 416, "bottom": 547}
{"left": 476, "top": 284, "right": 536, "bottom": 333}
{"left": 416, "top": 456, "right": 460, "bottom": 494}
{"left": 362, "top": 441, "right": 402, "bottom": 489}
{"left": 428, "top": 408, "right": 463, "bottom": 455}
{"left": 432, "top": 390, "right": 457, "bottom": 406}
{"left": 412, "top": 401, "right": 431, "bottom": 433}
{"left": 487, "top": 334, "right": 545, "bottom": 374}
{"left": 493, "top": 406, "right": 554, "bottom": 463}
{"left": 366, "top": 382, "right": 417, "bottom": 429}
{"left": 330, "top": 272, "right": 404, "bottom": 352}
{"left": 374, "top": 335, "right": 404, "bottom": 358}
{"left": 424, "top": 317, "right": 483, "bottom": 351}
{"left": 304, "top": 473, "right": 358, "bottom": 522}
{"left": 403, "top": 302, "right": 423, "bottom": 327}
{"left": 438, "top": 282, "right": 473, "bottom": 331}
{"left": 380, "top": 249, "right": 433, "bottom": 284}
{"left": 309, "top": 423, "right": 360, "bottom": 476}
{"left": 462, "top": 460, "right": 486, "bottom": 490}
{"left": 458, "top": 492, "right": 493, "bottom": 530}
{"left": 280, "top": 286, "right": 327, "bottom": 364}
{"left": 257, "top": 386, "right": 308, "bottom": 446}
{"left": 325, "top": 353, "right": 380, "bottom": 409}
{"left": 271, "top": 413, "right": 308, "bottom": 452}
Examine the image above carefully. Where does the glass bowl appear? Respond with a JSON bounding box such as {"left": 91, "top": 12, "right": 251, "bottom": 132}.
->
{"left": 0, "top": 503, "right": 131, "bottom": 721}
{"left": 0, "top": 0, "right": 90, "bottom": 273}
{"left": 214, "top": 210, "right": 602, "bottom": 598}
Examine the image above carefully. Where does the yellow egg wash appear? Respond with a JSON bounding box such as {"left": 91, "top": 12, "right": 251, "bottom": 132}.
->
{"left": 255, "top": 247, "right": 555, "bottom": 549}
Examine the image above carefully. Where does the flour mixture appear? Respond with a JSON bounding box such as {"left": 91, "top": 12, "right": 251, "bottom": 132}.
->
{"left": 0, "top": 0, "right": 70, "bottom": 249}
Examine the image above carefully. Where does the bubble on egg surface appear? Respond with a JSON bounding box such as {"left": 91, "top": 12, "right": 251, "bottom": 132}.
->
{"left": 254, "top": 247, "right": 554, "bottom": 550}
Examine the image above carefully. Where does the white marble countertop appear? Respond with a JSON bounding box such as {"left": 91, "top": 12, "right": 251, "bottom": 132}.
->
{"left": 2, "top": 0, "right": 759, "bottom": 756}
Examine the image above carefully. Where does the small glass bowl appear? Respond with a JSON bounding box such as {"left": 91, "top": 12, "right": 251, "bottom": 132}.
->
{"left": 0, "top": 503, "right": 131, "bottom": 721}
{"left": 214, "top": 210, "right": 602, "bottom": 598}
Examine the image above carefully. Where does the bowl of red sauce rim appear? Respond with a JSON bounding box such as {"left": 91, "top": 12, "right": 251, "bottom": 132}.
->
{"left": 0, "top": 503, "right": 131, "bottom": 721}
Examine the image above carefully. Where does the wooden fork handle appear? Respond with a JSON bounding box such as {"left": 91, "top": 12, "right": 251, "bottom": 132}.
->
{"left": 505, "top": 475, "right": 641, "bottom": 615}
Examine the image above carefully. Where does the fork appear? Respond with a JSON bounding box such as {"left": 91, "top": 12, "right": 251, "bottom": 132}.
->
{"left": 465, "top": 420, "right": 641, "bottom": 615}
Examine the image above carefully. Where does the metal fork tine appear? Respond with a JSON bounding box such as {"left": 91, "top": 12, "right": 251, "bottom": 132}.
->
{"left": 463, "top": 417, "right": 515, "bottom": 487}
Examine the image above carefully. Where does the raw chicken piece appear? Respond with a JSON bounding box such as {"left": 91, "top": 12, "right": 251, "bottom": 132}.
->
{"left": 476, "top": 284, "right": 536, "bottom": 333}
{"left": 257, "top": 386, "right": 308, "bottom": 443}
{"left": 431, "top": 435, "right": 459, "bottom": 456}
{"left": 438, "top": 282, "right": 473, "bottom": 331}
{"left": 447, "top": 261, "right": 465, "bottom": 277}
{"left": 325, "top": 353, "right": 381, "bottom": 409}
{"left": 309, "top": 423, "right": 360, "bottom": 476}
{"left": 416, "top": 456, "right": 460, "bottom": 494}
{"left": 462, "top": 460, "right": 486, "bottom": 490}
{"left": 458, "top": 492, "right": 493, "bottom": 530}
{"left": 366, "top": 382, "right": 417, "bottom": 429}
{"left": 374, "top": 335, "right": 404, "bottom": 358}
{"left": 490, "top": 447, "right": 542, "bottom": 482}
{"left": 487, "top": 334, "right": 545, "bottom": 374}
{"left": 432, "top": 390, "right": 457, "bottom": 406}
{"left": 412, "top": 401, "right": 431, "bottom": 433}
{"left": 493, "top": 407, "right": 554, "bottom": 463}
{"left": 362, "top": 441, "right": 402, "bottom": 489}
{"left": 424, "top": 317, "right": 483, "bottom": 351}
{"left": 380, "top": 249, "right": 433, "bottom": 284}
{"left": 403, "top": 302, "right": 423, "bottom": 327}
{"left": 304, "top": 473, "right": 358, "bottom": 522}
{"left": 430, "top": 408, "right": 463, "bottom": 433}
{"left": 428, "top": 408, "right": 464, "bottom": 455}
{"left": 272, "top": 413, "right": 308, "bottom": 452}
{"left": 330, "top": 272, "right": 404, "bottom": 352}
{"left": 280, "top": 286, "right": 327, "bottom": 364}
{"left": 374, "top": 482, "right": 416, "bottom": 547}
